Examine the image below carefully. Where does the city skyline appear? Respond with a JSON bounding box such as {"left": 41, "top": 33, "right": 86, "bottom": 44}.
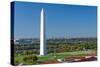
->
{"left": 14, "top": 1, "right": 97, "bottom": 39}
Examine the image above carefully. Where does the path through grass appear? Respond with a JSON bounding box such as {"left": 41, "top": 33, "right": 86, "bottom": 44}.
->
{"left": 15, "top": 50, "right": 96, "bottom": 65}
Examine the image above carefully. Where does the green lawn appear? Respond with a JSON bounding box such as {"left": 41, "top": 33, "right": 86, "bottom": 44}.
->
{"left": 15, "top": 50, "right": 96, "bottom": 65}
{"left": 38, "top": 50, "right": 96, "bottom": 61}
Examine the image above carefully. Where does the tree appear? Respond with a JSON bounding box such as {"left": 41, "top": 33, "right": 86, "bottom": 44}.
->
{"left": 23, "top": 55, "right": 38, "bottom": 64}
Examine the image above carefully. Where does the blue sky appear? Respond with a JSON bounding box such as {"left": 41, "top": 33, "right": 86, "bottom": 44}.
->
{"left": 14, "top": 1, "right": 97, "bottom": 39}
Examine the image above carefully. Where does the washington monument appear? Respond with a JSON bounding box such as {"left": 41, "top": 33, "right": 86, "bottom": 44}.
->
{"left": 40, "top": 8, "right": 46, "bottom": 56}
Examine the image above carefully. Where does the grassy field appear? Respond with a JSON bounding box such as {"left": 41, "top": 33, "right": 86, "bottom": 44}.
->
{"left": 15, "top": 50, "right": 96, "bottom": 65}
{"left": 38, "top": 50, "right": 96, "bottom": 61}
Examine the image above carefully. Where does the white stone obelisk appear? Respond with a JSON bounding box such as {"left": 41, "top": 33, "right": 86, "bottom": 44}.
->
{"left": 40, "top": 8, "right": 46, "bottom": 56}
